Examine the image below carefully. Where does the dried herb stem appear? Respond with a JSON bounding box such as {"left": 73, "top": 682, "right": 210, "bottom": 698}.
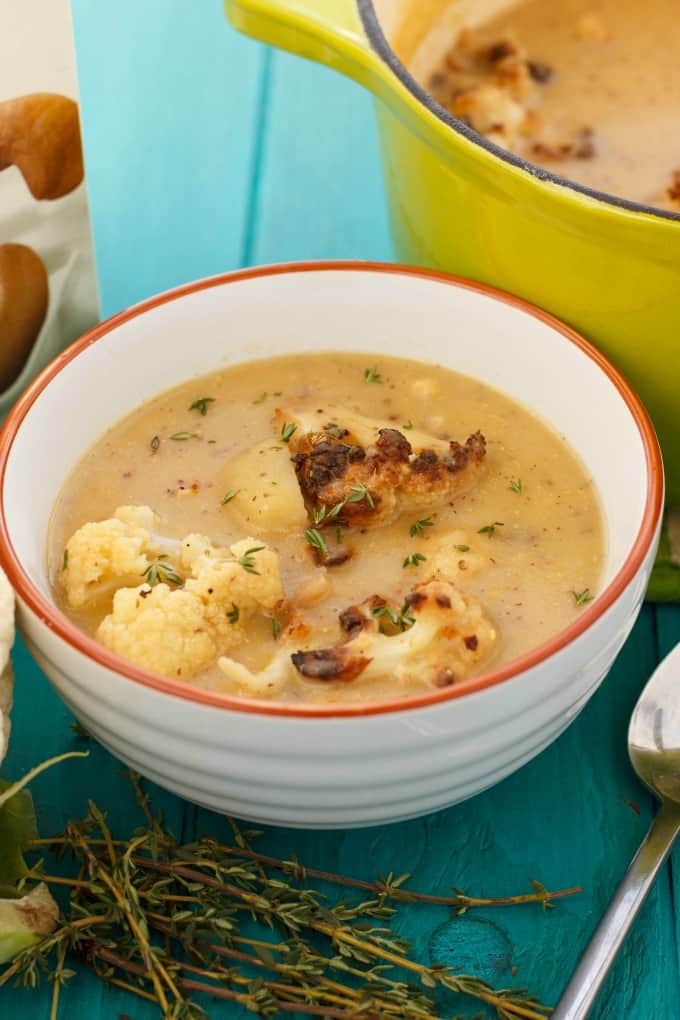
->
{"left": 212, "top": 841, "right": 581, "bottom": 910}
{"left": 314, "top": 923, "right": 550, "bottom": 1020}
{"left": 9, "top": 777, "right": 565, "bottom": 1020}
{"left": 68, "top": 826, "right": 177, "bottom": 1013}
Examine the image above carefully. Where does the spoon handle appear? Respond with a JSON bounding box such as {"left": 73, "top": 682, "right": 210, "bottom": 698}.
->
{"left": 552, "top": 801, "right": 680, "bottom": 1020}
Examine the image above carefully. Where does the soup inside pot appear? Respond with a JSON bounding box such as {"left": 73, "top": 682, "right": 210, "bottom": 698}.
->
{"left": 50, "top": 352, "right": 604, "bottom": 704}
{"left": 413, "top": 0, "right": 680, "bottom": 210}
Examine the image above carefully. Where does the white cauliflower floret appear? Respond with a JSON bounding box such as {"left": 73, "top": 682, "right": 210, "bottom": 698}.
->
{"left": 219, "top": 579, "right": 496, "bottom": 699}
{"left": 95, "top": 533, "right": 283, "bottom": 680}
{"left": 97, "top": 583, "right": 218, "bottom": 679}
{"left": 181, "top": 534, "right": 283, "bottom": 640}
{"left": 60, "top": 505, "right": 161, "bottom": 607}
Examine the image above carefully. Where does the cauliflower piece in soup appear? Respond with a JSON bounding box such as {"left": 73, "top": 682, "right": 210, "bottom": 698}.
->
{"left": 277, "top": 406, "right": 486, "bottom": 530}
{"left": 60, "top": 505, "right": 161, "bottom": 607}
{"left": 97, "top": 584, "right": 218, "bottom": 679}
{"left": 96, "top": 534, "right": 284, "bottom": 679}
{"left": 181, "top": 534, "right": 283, "bottom": 640}
{"left": 219, "top": 579, "right": 496, "bottom": 699}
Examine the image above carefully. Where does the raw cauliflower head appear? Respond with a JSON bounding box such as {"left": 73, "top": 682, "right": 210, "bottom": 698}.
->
{"left": 60, "top": 505, "right": 161, "bottom": 607}
{"left": 96, "top": 535, "right": 283, "bottom": 680}
{"left": 219, "top": 579, "right": 496, "bottom": 699}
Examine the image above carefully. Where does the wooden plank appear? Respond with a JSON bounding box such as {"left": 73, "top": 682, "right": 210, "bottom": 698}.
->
{"left": 247, "top": 51, "right": 392, "bottom": 264}
{"left": 655, "top": 602, "right": 680, "bottom": 1005}
{"left": 70, "top": 0, "right": 266, "bottom": 317}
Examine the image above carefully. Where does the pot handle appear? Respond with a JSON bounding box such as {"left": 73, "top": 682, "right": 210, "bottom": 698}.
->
{"left": 225, "top": 0, "right": 386, "bottom": 90}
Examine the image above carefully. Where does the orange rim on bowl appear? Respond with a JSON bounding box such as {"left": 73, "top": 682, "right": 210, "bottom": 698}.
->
{"left": 0, "top": 262, "right": 664, "bottom": 718}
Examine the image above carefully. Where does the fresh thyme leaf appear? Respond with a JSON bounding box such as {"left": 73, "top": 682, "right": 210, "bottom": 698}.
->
{"left": 169, "top": 432, "right": 194, "bottom": 441}
{"left": 304, "top": 528, "right": 329, "bottom": 558}
{"left": 403, "top": 553, "right": 427, "bottom": 568}
{"left": 236, "top": 546, "right": 265, "bottom": 575}
{"left": 398, "top": 602, "right": 416, "bottom": 630}
{"left": 402, "top": 420, "right": 414, "bottom": 430}
{"left": 313, "top": 486, "right": 373, "bottom": 527}
{"left": 142, "top": 560, "right": 183, "bottom": 587}
{"left": 271, "top": 616, "right": 281, "bottom": 640}
{"left": 409, "top": 516, "right": 434, "bottom": 538}
{"left": 188, "top": 397, "right": 215, "bottom": 416}
{"left": 371, "top": 600, "right": 415, "bottom": 631}
{"left": 226, "top": 603, "right": 240, "bottom": 624}
{"left": 509, "top": 478, "right": 523, "bottom": 494}
{"left": 280, "top": 422, "right": 297, "bottom": 443}
{"left": 150, "top": 435, "right": 160, "bottom": 453}
{"left": 478, "top": 521, "right": 504, "bottom": 538}
{"left": 454, "top": 544, "right": 470, "bottom": 552}
{"left": 221, "top": 489, "right": 240, "bottom": 505}
{"left": 253, "top": 392, "right": 268, "bottom": 405}
{"left": 347, "top": 483, "right": 375, "bottom": 509}
{"left": 571, "top": 588, "right": 594, "bottom": 606}
{"left": 363, "top": 365, "right": 382, "bottom": 383}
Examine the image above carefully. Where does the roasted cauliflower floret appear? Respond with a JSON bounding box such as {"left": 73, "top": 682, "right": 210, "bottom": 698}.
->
{"left": 97, "top": 583, "right": 217, "bottom": 679}
{"left": 60, "top": 505, "right": 161, "bottom": 607}
{"left": 218, "top": 579, "right": 496, "bottom": 699}
{"left": 277, "top": 406, "right": 486, "bottom": 529}
{"left": 95, "top": 533, "right": 284, "bottom": 679}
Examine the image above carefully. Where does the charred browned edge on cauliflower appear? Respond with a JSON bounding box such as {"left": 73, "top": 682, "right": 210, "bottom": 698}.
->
{"left": 290, "top": 579, "right": 495, "bottom": 688}
{"left": 289, "top": 421, "right": 486, "bottom": 529}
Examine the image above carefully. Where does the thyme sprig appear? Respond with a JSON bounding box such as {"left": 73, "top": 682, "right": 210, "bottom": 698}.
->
{"left": 312, "top": 484, "right": 375, "bottom": 527}
{"left": 9, "top": 774, "right": 581, "bottom": 1020}
{"left": 232, "top": 546, "right": 265, "bottom": 575}
{"left": 189, "top": 398, "right": 215, "bottom": 417}
{"left": 280, "top": 422, "right": 297, "bottom": 443}
{"left": 409, "top": 517, "right": 434, "bottom": 539}
{"left": 403, "top": 553, "right": 427, "bottom": 569}
{"left": 478, "top": 521, "right": 504, "bottom": 538}
{"left": 143, "top": 558, "right": 184, "bottom": 588}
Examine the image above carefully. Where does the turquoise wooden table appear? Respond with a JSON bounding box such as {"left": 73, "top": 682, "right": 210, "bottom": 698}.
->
{"left": 4, "top": 2, "right": 680, "bottom": 1016}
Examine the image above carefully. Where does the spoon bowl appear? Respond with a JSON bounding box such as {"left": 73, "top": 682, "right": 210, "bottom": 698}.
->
{"left": 629, "top": 643, "right": 680, "bottom": 804}
{"left": 554, "top": 641, "right": 680, "bottom": 1019}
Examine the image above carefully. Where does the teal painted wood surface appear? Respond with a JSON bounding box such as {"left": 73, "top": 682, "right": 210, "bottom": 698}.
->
{"left": 4, "top": 1, "right": 680, "bottom": 1015}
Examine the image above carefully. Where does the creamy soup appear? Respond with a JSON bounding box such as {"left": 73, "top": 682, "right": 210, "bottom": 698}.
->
{"left": 425, "top": 0, "right": 680, "bottom": 209}
{"left": 50, "top": 353, "right": 604, "bottom": 704}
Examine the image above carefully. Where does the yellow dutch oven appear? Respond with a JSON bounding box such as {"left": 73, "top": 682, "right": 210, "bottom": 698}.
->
{"left": 226, "top": 0, "right": 680, "bottom": 502}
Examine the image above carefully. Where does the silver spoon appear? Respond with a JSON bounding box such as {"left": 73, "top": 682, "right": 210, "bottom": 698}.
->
{"left": 553, "top": 641, "right": 680, "bottom": 1019}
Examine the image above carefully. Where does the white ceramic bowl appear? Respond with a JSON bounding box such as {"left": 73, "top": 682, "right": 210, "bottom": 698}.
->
{"left": 0, "top": 263, "right": 663, "bottom": 828}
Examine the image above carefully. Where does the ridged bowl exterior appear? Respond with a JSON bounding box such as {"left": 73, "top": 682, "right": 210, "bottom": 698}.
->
{"left": 19, "top": 545, "right": 654, "bottom": 828}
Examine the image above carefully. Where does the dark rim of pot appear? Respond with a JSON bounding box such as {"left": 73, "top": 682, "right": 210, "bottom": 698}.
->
{"left": 357, "top": 0, "right": 680, "bottom": 223}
